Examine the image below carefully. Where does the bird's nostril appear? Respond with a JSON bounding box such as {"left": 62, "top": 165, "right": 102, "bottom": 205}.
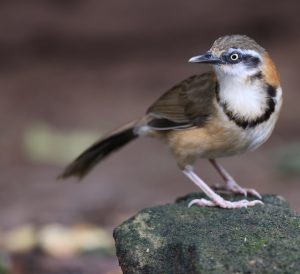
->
{"left": 204, "top": 53, "right": 212, "bottom": 58}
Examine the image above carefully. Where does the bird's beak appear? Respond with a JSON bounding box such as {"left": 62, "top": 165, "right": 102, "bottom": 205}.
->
{"left": 189, "top": 52, "right": 223, "bottom": 64}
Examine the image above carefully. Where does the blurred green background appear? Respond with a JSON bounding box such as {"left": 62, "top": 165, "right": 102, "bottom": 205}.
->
{"left": 0, "top": 0, "right": 299, "bottom": 273}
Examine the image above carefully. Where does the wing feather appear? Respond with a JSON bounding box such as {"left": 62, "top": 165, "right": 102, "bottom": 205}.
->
{"left": 146, "top": 72, "right": 217, "bottom": 130}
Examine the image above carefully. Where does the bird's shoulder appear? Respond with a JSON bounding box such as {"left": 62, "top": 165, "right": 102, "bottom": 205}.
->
{"left": 146, "top": 71, "right": 218, "bottom": 130}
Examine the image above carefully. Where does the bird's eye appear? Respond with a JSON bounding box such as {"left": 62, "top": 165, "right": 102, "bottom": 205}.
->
{"left": 230, "top": 53, "right": 239, "bottom": 61}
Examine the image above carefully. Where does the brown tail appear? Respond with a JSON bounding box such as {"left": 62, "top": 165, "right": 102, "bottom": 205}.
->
{"left": 58, "top": 121, "right": 138, "bottom": 179}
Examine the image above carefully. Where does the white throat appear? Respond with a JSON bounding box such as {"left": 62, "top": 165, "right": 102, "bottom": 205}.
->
{"left": 216, "top": 71, "right": 267, "bottom": 120}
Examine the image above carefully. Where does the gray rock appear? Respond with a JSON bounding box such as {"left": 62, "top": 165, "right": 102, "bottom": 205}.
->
{"left": 113, "top": 193, "right": 300, "bottom": 274}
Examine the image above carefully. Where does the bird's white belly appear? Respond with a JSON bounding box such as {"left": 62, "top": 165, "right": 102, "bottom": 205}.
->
{"left": 211, "top": 85, "right": 282, "bottom": 157}
{"left": 237, "top": 92, "right": 282, "bottom": 153}
{"left": 242, "top": 117, "right": 276, "bottom": 151}
{"left": 198, "top": 105, "right": 280, "bottom": 159}
{"left": 222, "top": 107, "right": 280, "bottom": 158}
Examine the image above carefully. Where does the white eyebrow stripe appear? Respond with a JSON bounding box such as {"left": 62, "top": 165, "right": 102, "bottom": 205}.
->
{"left": 228, "top": 48, "right": 262, "bottom": 61}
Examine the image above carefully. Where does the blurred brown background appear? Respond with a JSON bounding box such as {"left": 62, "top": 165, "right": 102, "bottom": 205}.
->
{"left": 0, "top": 0, "right": 299, "bottom": 273}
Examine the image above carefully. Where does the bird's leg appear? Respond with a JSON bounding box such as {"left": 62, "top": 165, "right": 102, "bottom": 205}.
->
{"left": 209, "top": 159, "right": 262, "bottom": 199}
{"left": 182, "top": 165, "right": 263, "bottom": 209}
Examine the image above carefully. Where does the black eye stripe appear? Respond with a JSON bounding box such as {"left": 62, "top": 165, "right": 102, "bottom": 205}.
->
{"left": 243, "top": 55, "right": 261, "bottom": 67}
{"left": 222, "top": 52, "right": 260, "bottom": 66}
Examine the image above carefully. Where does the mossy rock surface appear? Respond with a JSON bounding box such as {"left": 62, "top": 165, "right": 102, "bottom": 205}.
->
{"left": 113, "top": 193, "right": 300, "bottom": 274}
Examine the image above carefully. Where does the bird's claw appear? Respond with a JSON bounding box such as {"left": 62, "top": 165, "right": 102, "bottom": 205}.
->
{"left": 213, "top": 180, "right": 262, "bottom": 199}
{"left": 188, "top": 198, "right": 264, "bottom": 209}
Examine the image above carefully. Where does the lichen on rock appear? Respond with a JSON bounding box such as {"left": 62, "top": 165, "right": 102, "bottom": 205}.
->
{"left": 114, "top": 193, "right": 300, "bottom": 274}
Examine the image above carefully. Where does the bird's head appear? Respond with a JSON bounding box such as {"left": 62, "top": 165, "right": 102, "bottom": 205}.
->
{"left": 189, "top": 35, "right": 267, "bottom": 79}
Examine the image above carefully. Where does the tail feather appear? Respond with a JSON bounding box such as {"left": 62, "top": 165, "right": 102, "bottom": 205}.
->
{"left": 59, "top": 124, "right": 138, "bottom": 179}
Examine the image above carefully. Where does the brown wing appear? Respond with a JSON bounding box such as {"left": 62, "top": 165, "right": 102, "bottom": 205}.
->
{"left": 146, "top": 72, "right": 217, "bottom": 130}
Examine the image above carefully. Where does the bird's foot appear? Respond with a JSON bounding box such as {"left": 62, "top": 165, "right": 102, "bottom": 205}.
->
{"left": 188, "top": 197, "right": 263, "bottom": 209}
{"left": 213, "top": 180, "right": 262, "bottom": 199}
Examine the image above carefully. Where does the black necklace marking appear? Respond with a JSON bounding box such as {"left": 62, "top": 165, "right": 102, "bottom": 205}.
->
{"left": 215, "top": 82, "right": 277, "bottom": 129}
{"left": 266, "top": 84, "right": 277, "bottom": 97}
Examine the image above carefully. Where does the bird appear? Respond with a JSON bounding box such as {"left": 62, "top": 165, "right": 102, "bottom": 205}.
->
{"left": 59, "top": 34, "right": 282, "bottom": 209}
